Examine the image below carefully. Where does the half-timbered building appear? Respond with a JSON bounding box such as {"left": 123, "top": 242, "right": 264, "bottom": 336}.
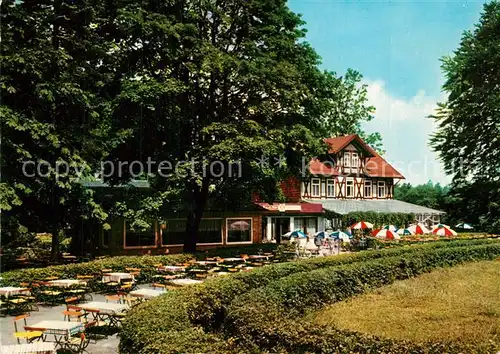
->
{"left": 84, "top": 134, "right": 444, "bottom": 255}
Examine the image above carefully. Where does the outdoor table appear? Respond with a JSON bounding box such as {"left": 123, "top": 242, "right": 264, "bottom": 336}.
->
{"left": 78, "top": 301, "right": 128, "bottom": 315}
{"left": 157, "top": 265, "right": 186, "bottom": 272}
{"left": 192, "top": 260, "right": 219, "bottom": 266}
{"left": 102, "top": 272, "right": 135, "bottom": 284}
{"left": 0, "top": 342, "right": 57, "bottom": 354}
{"left": 188, "top": 268, "right": 208, "bottom": 273}
{"left": 0, "top": 287, "right": 29, "bottom": 298}
{"left": 221, "top": 257, "right": 245, "bottom": 263}
{"left": 248, "top": 255, "right": 268, "bottom": 260}
{"left": 47, "top": 279, "right": 84, "bottom": 288}
{"left": 129, "top": 288, "right": 165, "bottom": 299}
{"left": 29, "top": 320, "right": 84, "bottom": 348}
{"left": 170, "top": 278, "right": 203, "bottom": 286}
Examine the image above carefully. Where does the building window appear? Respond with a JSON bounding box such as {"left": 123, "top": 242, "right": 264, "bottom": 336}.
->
{"left": 198, "top": 219, "right": 223, "bottom": 244}
{"left": 161, "top": 219, "right": 185, "bottom": 245}
{"left": 311, "top": 178, "right": 320, "bottom": 197}
{"left": 226, "top": 218, "right": 252, "bottom": 243}
{"left": 343, "top": 152, "right": 351, "bottom": 167}
{"left": 364, "top": 180, "right": 372, "bottom": 198}
{"left": 378, "top": 181, "right": 386, "bottom": 198}
{"left": 162, "top": 218, "right": 223, "bottom": 245}
{"left": 327, "top": 179, "right": 335, "bottom": 197}
{"left": 346, "top": 179, "right": 354, "bottom": 197}
{"left": 351, "top": 152, "right": 359, "bottom": 169}
{"left": 125, "top": 222, "right": 155, "bottom": 248}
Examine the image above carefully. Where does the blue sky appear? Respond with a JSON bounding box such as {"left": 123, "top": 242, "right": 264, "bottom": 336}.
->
{"left": 288, "top": 0, "right": 486, "bottom": 185}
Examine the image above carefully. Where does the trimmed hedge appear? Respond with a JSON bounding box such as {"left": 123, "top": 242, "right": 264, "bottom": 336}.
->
{"left": 226, "top": 243, "right": 500, "bottom": 353}
{"left": 119, "top": 238, "right": 499, "bottom": 354}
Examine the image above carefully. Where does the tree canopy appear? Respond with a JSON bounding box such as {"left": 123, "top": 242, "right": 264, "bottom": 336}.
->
{"left": 429, "top": 1, "right": 500, "bottom": 234}
{"left": 1, "top": 0, "right": 380, "bottom": 254}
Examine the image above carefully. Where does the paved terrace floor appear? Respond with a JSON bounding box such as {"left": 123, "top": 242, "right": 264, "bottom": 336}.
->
{"left": 0, "top": 286, "right": 151, "bottom": 354}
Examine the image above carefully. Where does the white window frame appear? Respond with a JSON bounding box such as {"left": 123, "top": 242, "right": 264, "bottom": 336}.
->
{"left": 326, "top": 179, "right": 335, "bottom": 198}
{"left": 378, "top": 181, "right": 386, "bottom": 198}
{"left": 226, "top": 217, "right": 253, "bottom": 244}
{"left": 346, "top": 178, "right": 354, "bottom": 197}
{"left": 351, "top": 152, "right": 359, "bottom": 169}
{"left": 364, "top": 180, "right": 372, "bottom": 199}
{"left": 343, "top": 152, "right": 351, "bottom": 167}
{"left": 311, "top": 178, "right": 320, "bottom": 197}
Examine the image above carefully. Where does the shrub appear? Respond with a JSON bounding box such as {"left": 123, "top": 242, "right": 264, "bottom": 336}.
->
{"left": 226, "top": 243, "right": 500, "bottom": 353}
{"left": 119, "top": 238, "right": 498, "bottom": 354}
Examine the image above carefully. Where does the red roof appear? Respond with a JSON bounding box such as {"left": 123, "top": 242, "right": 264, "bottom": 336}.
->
{"left": 309, "top": 134, "right": 405, "bottom": 179}
{"left": 309, "top": 159, "right": 339, "bottom": 176}
{"left": 366, "top": 155, "right": 404, "bottom": 178}
{"left": 324, "top": 134, "right": 376, "bottom": 157}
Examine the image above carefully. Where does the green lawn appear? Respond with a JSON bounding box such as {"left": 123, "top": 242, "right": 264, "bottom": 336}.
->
{"left": 312, "top": 260, "right": 500, "bottom": 348}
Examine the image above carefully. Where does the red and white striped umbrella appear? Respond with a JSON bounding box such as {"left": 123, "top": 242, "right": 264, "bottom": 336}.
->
{"left": 374, "top": 229, "right": 400, "bottom": 240}
{"left": 432, "top": 226, "right": 457, "bottom": 237}
{"left": 408, "top": 223, "right": 430, "bottom": 235}
{"left": 350, "top": 221, "right": 374, "bottom": 229}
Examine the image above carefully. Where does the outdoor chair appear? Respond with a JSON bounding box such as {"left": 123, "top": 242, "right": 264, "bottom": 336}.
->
{"left": 7, "top": 296, "right": 30, "bottom": 314}
{"left": 105, "top": 294, "right": 122, "bottom": 303}
{"left": 62, "top": 331, "right": 90, "bottom": 354}
{"left": 13, "top": 314, "right": 44, "bottom": 344}
{"left": 151, "top": 283, "right": 167, "bottom": 290}
{"left": 118, "top": 292, "right": 139, "bottom": 307}
{"left": 62, "top": 307, "right": 86, "bottom": 322}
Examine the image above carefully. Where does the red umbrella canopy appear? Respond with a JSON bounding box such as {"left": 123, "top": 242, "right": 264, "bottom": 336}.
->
{"left": 350, "top": 221, "right": 374, "bottom": 229}
{"left": 432, "top": 226, "right": 457, "bottom": 237}
{"left": 370, "top": 228, "right": 381, "bottom": 237}
{"left": 408, "top": 224, "right": 430, "bottom": 235}
{"left": 374, "top": 229, "right": 400, "bottom": 240}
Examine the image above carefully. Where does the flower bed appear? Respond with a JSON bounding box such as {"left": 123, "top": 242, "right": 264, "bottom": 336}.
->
{"left": 119, "top": 238, "right": 498, "bottom": 354}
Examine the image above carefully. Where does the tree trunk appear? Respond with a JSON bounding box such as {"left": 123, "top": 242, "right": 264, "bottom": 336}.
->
{"left": 50, "top": 227, "right": 60, "bottom": 261}
{"left": 184, "top": 178, "right": 210, "bottom": 253}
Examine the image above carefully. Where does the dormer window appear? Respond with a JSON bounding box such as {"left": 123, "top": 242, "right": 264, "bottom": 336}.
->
{"left": 343, "top": 152, "right": 351, "bottom": 167}
{"left": 351, "top": 152, "right": 359, "bottom": 168}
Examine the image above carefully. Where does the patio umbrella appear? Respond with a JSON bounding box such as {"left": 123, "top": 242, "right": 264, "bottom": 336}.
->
{"left": 397, "top": 228, "right": 414, "bottom": 236}
{"left": 330, "top": 231, "right": 350, "bottom": 241}
{"left": 283, "top": 230, "right": 307, "bottom": 239}
{"left": 229, "top": 220, "right": 250, "bottom": 230}
{"left": 407, "top": 223, "right": 430, "bottom": 235}
{"left": 382, "top": 225, "right": 399, "bottom": 232}
{"left": 350, "top": 221, "right": 374, "bottom": 229}
{"left": 370, "top": 228, "right": 381, "bottom": 237}
{"left": 433, "top": 226, "right": 457, "bottom": 237}
{"left": 431, "top": 223, "right": 450, "bottom": 231}
{"left": 374, "top": 229, "right": 400, "bottom": 240}
{"left": 314, "top": 231, "right": 330, "bottom": 239}
{"left": 456, "top": 223, "right": 473, "bottom": 229}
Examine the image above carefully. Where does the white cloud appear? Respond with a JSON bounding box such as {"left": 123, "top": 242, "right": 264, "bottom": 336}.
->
{"left": 362, "top": 80, "right": 451, "bottom": 186}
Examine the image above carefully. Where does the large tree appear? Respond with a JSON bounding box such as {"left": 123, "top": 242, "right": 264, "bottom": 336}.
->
{"left": 1, "top": 0, "right": 119, "bottom": 258}
{"left": 430, "top": 1, "right": 500, "bottom": 233}
{"left": 106, "top": 0, "right": 377, "bottom": 252}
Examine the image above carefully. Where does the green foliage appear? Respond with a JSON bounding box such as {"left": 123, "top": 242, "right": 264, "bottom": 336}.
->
{"left": 118, "top": 239, "right": 497, "bottom": 354}
{"left": 226, "top": 242, "right": 500, "bottom": 353}
{"left": 327, "top": 211, "right": 415, "bottom": 229}
{"left": 429, "top": 2, "right": 500, "bottom": 235}
{"left": 394, "top": 181, "right": 449, "bottom": 210}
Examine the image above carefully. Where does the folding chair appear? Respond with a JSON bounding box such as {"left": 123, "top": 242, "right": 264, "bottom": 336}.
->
{"left": 13, "top": 314, "right": 44, "bottom": 343}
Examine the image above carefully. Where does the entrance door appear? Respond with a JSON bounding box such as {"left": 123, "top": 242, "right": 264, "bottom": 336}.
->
{"left": 272, "top": 217, "right": 290, "bottom": 244}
